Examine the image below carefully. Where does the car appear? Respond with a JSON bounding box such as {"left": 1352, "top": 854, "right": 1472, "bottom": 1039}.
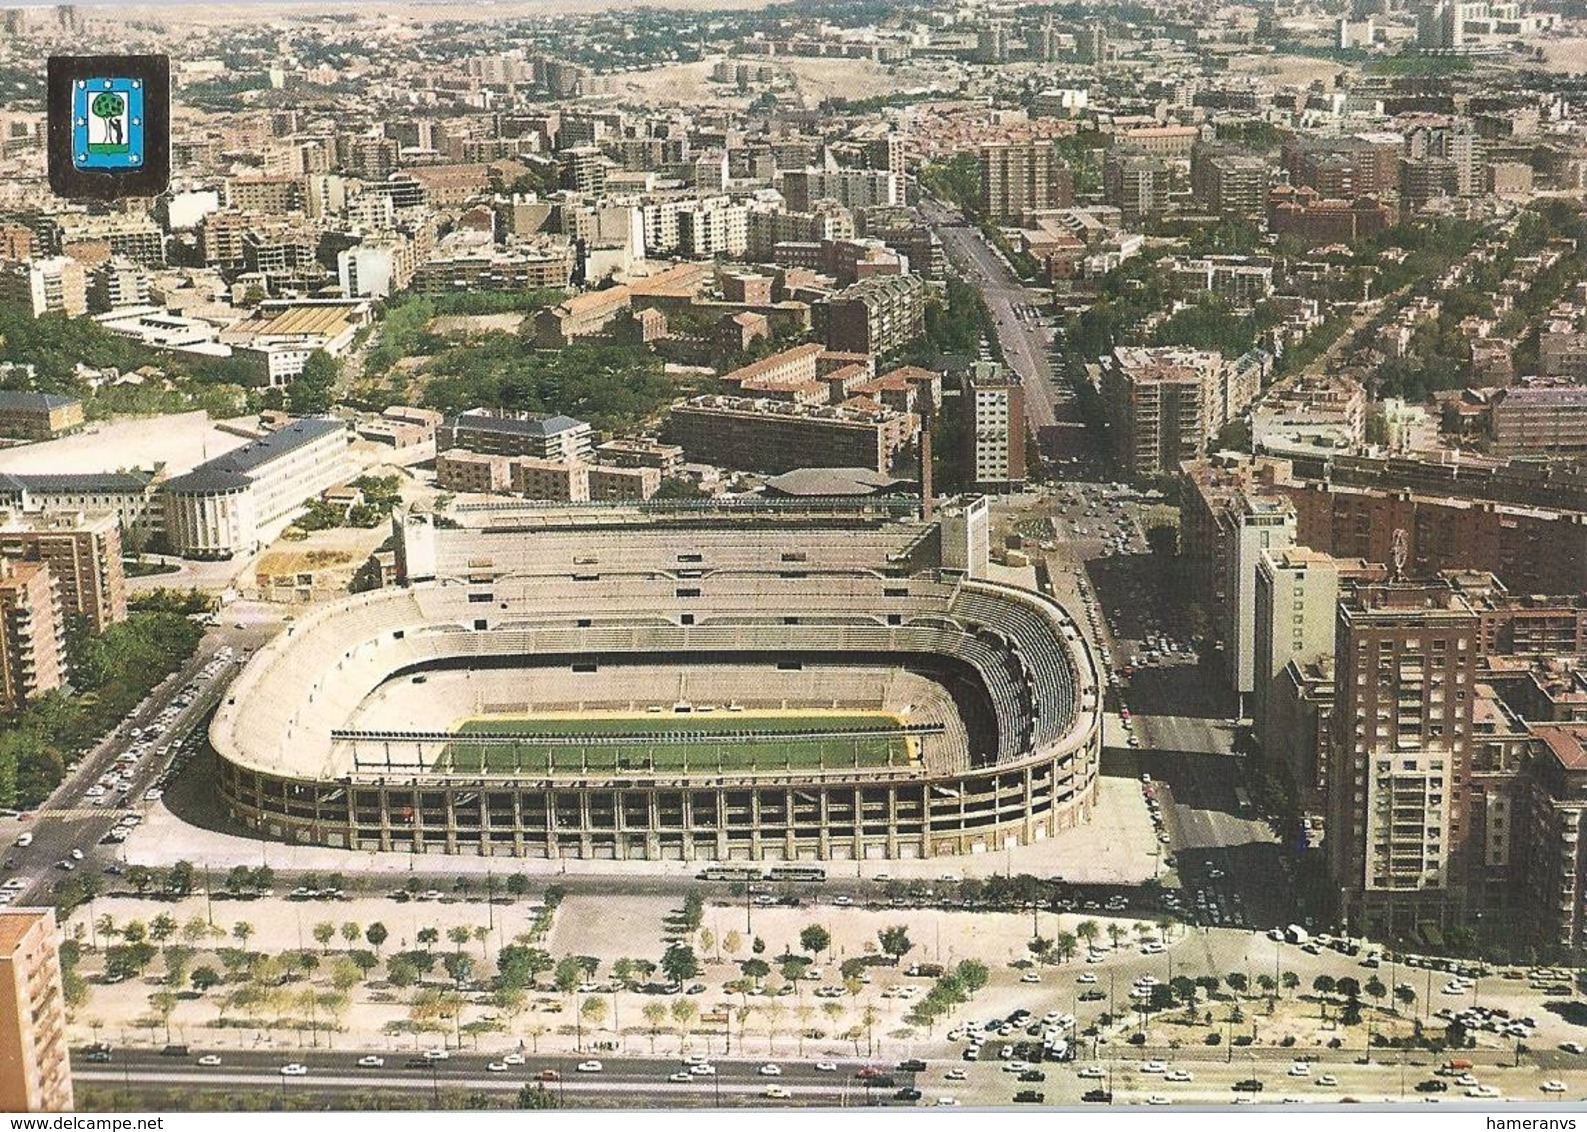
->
{"left": 1315, "top": 1075, "right": 1338, "bottom": 1087}
{"left": 759, "top": 1064, "right": 782, "bottom": 1076}
{"left": 690, "top": 1063, "right": 716, "bottom": 1076}
{"left": 69, "top": 849, "right": 83, "bottom": 861}
{"left": 1076, "top": 972, "right": 1097, "bottom": 984}
{"left": 1078, "top": 1066, "right": 1105, "bottom": 1079}
{"left": 893, "top": 1087, "right": 922, "bottom": 1102}
{"left": 763, "top": 1085, "right": 791, "bottom": 1099}
{"left": 196, "top": 1055, "right": 222, "bottom": 1067}
{"left": 668, "top": 1072, "right": 693, "bottom": 1083}
{"left": 1141, "top": 1061, "right": 1167, "bottom": 1074}
{"left": 1003, "top": 1060, "right": 1030, "bottom": 1074}
{"left": 1467, "top": 1086, "right": 1501, "bottom": 1099}
{"left": 1562, "top": 1042, "right": 1586, "bottom": 1055}
{"left": 1288, "top": 1062, "right": 1311, "bottom": 1077}
{"left": 1232, "top": 1079, "right": 1264, "bottom": 1092}
{"left": 487, "top": 1062, "right": 508, "bottom": 1073}
{"left": 1164, "top": 1070, "right": 1193, "bottom": 1082}
{"left": 279, "top": 1064, "right": 308, "bottom": 1077}
{"left": 84, "top": 1050, "right": 112, "bottom": 1064}
{"left": 1455, "top": 1074, "right": 1480, "bottom": 1087}
{"left": 896, "top": 1058, "right": 927, "bottom": 1072}
{"left": 944, "top": 1068, "right": 967, "bottom": 1081}
{"left": 1542, "top": 1081, "right": 1567, "bottom": 1093}
{"left": 1147, "top": 1095, "right": 1170, "bottom": 1106}
{"left": 423, "top": 1048, "right": 449, "bottom": 1061}
{"left": 1415, "top": 1080, "right": 1448, "bottom": 1093}
{"left": 576, "top": 1061, "right": 603, "bottom": 1073}
{"left": 1081, "top": 1089, "right": 1112, "bottom": 1103}
{"left": 934, "top": 1097, "right": 959, "bottom": 1107}
{"left": 502, "top": 1053, "right": 525, "bottom": 1066}
{"left": 1020, "top": 971, "right": 1040, "bottom": 984}
{"left": 856, "top": 1066, "right": 885, "bottom": 1080}
{"left": 1018, "top": 1070, "right": 1046, "bottom": 1083}
{"left": 538, "top": 1069, "right": 561, "bottom": 1081}
{"left": 357, "top": 1055, "right": 384, "bottom": 1068}
{"left": 815, "top": 1062, "right": 838, "bottom": 1072}
{"left": 1012, "top": 1090, "right": 1044, "bottom": 1104}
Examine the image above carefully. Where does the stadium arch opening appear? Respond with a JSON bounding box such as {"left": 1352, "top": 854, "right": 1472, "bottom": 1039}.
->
{"left": 210, "top": 498, "right": 1103, "bottom": 861}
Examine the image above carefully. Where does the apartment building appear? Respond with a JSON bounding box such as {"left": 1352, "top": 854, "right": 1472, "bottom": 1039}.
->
{"left": 435, "top": 449, "right": 511, "bottom": 494}
{"left": 0, "top": 257, "right": 86, "bottom": 319}
{"left": 664, "top": 395, "right": 914, "bottom": 475}
{"left": 437, "top": 411, "right": 592, "bottom": 463}
{"left": 1190, "top": 150, "right": 1271, "bottom": 218}
{"left": 978, "top": 142, "right": 1075, "bottom": 223}
{"left": 0, "top": 510, "right": 125, "bottom": 635}
{"left": 1102, "top": 347, "right": 1229, "bottom": 479}
{"left": 0, "top": 910, "right": 72, "bottom": 1112}
{"left": 967, "top": 362, "right": 1026, "bottom": 489}
{"left": 0, "top": 559, "right": 63, "bottom": 713}
{"left": 1328, "top": 581, "right": 1480, "bottom": 936}
{"left": 823, "top": 274, "right": 925, "bottom": 356}
{"left": 1489, "top": 385, "right": 1587, "bottom": 457}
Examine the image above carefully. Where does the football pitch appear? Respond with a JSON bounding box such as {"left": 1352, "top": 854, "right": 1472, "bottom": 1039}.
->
{"left": 438, "top": 711, "right": 916, "bottom": 775}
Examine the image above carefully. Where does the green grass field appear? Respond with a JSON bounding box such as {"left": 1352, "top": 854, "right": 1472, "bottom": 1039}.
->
{"left": 438, "top": 712, "right": 914, "bottom": 775}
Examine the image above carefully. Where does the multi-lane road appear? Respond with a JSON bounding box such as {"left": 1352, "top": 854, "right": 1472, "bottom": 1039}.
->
{"left": 0, "top": 622, "right": 270, "bottom": 908}
{"left": 924, "top": 199, "right": 1064, "bottom": 432}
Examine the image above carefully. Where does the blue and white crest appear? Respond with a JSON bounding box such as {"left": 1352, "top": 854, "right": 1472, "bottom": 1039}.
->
{"left": 71, "top": 76, "right": 145, "bottom": 172}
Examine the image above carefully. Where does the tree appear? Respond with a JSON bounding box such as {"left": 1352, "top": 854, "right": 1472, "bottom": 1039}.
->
{"left": 1226, "top": 972, "right": 1249, "bottom": 996}
{"left": 91, "top": 91, "right": 126, "bottom": 148}
{"left": 149, "top": 914, "right": 177, "bottom": 945}
{"left": 312, "top": 922, "right": 336, "bottom": 952}
{"left": 1076, "top": 920, "right": 1100, "bottom": 950}
{"left": 516, "top": 1083, "right": 559, "bottom": 1110}
{"left": 554, "top": 956, "right": 582, "bottom": 999}
{"left": 190, "top": 965, "right": 222, "bottom": 993}
{"left": 1365, "top": 976, "right": 1387, "bottom": 1004}
{"left": 799, "top": 924, "right": 831, "bottom": 958}
{"left": 417, "top": 927, "right": 439, "bottom": 952}
{"left": 580, "top": 995, "right": 608, "bottom": 1034}
{"left": 1054, "top": 931, "right": 1078, "bottom": 964}
{"left": 1395, "top": 984, "right": 1417, "bottom": 1012}
{"left": 289, "top": 350, "right": 338, "bottom": 416}
{"left": 670, "top": 997, "right": 698, "bottom": 1049}
{"left": 877, "top": 925, "right": 913, "bottom": 964}
{"left": 447, "top": 925, "right": 472, "bottom": 952}
{"left": 661, "top": 943, "right": 700, "bottom": 987}
{"left": 723, "top": 930, "right": 743, "bottom": 962}
{"left": 387, "top": 956, "right": 420, "bottom": 988}
{"left": 1282, "top": 971, "right": 1300, "bottom": 997}
{"left": 231, "top": 921, "right": 254, "bottom": 948}
{"left": 443, "top": 952, "right": 475, "bottom": 988}
{"left": 641, "top": 1001, "right": 668, "bottom": 1053}
{"left": 340, "top": 921, "right": 361, "bottom": 949}
{"left": 127, "top": 866, "right": 153, "bottom": 896}
{"left": 166, "top": 861, "right": 195, "bottom": 897}
{"left": 365, "top": 922, "right": 389, "bottom": 954}
{"left": 742, "top": 957, "right": 771, "bottom": 984}
{"left": 1312, "top": 974, "right": 1337, "bottom": 997}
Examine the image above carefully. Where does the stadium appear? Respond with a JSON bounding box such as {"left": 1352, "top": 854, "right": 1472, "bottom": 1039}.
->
{"left": 210, "top": 496, "right": 1104, "bottom": 862}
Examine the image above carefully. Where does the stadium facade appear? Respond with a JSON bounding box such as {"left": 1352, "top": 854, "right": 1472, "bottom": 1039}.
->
{"left": 211, "top": 497, "right": 1104, "bottom": 861}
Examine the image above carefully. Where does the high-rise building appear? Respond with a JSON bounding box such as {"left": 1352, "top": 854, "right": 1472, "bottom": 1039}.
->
{"left": 0, "top": 510, "right": 126, "bottom": 635}
{"left": 1328, "top": 581, "right": 1480, "bottom": 936}
{"left": 0, "top": 257, "right": 87, "bottom": 320}
{"left": 967, "top": 362, "right": 1026, "bottom": 489}
{"left": 979, "top": 143, "right": 1074, "bottom": 224}
{"left": 1074, "top": 23, "right": 1108, "bottom": 64}
{"left": 1102, "top": 153, "right": 1168, "bottom": 224}
{"left": 1254, "top": 547, "right": 1339, "bottom": 736}
{"left": 1225, "top": 498, "right": 1298, "bottom": 708}
{"left": 0, "top": 910, "right": 71, "bottom": 1112}
{"left": 1190, "top": 150, "right": 1271, "bottom": 218}
{"left": 0, "top": 560, "right": 62, "bottom": 713}
{"left": 1101, "top": 347, "right": 1229, "bottom": 479}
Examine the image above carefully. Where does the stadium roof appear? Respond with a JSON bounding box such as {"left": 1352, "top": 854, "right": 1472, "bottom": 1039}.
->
{"left": 762, "top": 467, "right": 914, "bottom": 497}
